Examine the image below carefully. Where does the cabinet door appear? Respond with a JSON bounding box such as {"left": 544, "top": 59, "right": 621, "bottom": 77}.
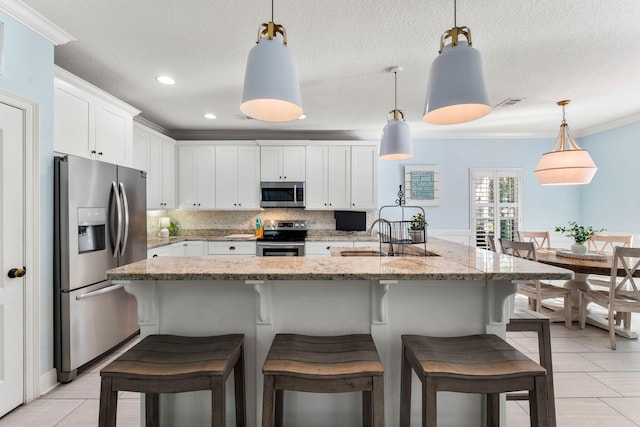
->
{"left": 282, "top": 146, "right": 306, "bottom": 181}
{"left": 304, "top": 146, "right": 328, "bottom": 209}
{"left": 54, "top": 81, "right": 92, "bottom": 158}
{"left": 351, "top": 145, "right": 378, "bottom": 209}
{"left": 236, "top": 146, "right": 260, "bottom": 209}
{"left": 260, "top": 146, "right": 283, "bottom": 181}
{"left": 197, "top": 147, "right": 216, "bottom": 209}
{"left": 215, "top": 146, "right": 238, "bottom": 208}
{"left": 327, "top": 146, "right": 351, "bottom": 209}
{"left": 161, "top": 139, "right": 176, "bottom": 209}
{"left": 132, "top": 126, "right": 149, "bottom": 172}
{"left": 147, "top": 135, "right": 164, "bottom": 209}
{"left": 178, "top": 145, "right": 199, "bottom": 209}
{"left": 184, "top": 241, "right": 204, "bottom": 256}
{"left": 95, "top": 99, "right": 131, "bottom": 166}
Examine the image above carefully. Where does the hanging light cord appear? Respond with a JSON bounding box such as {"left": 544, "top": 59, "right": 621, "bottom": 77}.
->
{"left": 394, "top": 71, "right": 398, "bottom": 111}
{"left": 271, "top": 0, "right": 274, "bottom": 22}
{"left": 454, "top": 0, "right": 457, "bottom": 28}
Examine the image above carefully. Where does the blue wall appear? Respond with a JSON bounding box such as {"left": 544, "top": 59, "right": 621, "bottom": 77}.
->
{"left": 0, "top": 11, "right": 55, "bottom": 375}
{"left": 580, "top": 121, "right": 640, "bottom": 233}
{"left": 377, "top": 136, "right": 585, "bottom": 232}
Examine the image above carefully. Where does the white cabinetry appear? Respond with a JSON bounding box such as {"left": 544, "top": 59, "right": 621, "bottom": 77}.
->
{"left": 54, "top": 67, "right": 140, "bottom": 166}
{"left": 260, "top": 146, "right": 305, "bottom": 181}
{"left": 215, "top": 145, "right": 260, "bottom": 209}
{"left": 148, "top": 241, "right": 204, "bottom": 258}
{"left": 208, "top": 241, "right": 256, "bottom": 256}
{"left": 350, "top": 145, "right": 378, "bottom": 210}
{"left": 178, "top": 145, "right": 216, "bottom": 209}
{"left": 305, "top": 241, "right": 354, "bottom": 256}
{"left": 305, "top": 146, "right": 350, "bottom": 210}
{"left": 135, "top": 125, "right": 176, "bottom": 210}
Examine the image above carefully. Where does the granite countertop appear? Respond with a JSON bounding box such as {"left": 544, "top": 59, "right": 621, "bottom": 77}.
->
{"left": 147, "top": 230, "right": 378, "bottom": 249}
{"left": 112, "top": 238, "right": 573, "bottom": 282}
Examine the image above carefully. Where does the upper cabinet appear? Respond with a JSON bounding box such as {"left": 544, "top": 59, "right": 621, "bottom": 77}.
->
{"left": 305, "top": 145, "right": 351, "bottom": 210}
{"left": 260, "top": 145, "right": 306, "bottom": 181}
{"left": 350, "top": 145, "right": 378, "bottom": 210}
{"left": 54, "top": 67, "right": 140, "bottom": 167}
{"left": 215, "top": 145, "right": 261, "bottom": 210}
{"left": 133, "top": 123, "right": 176, "bottom": 210}
{"left": 178, "top": 145, "right": 216, "bottom": 209}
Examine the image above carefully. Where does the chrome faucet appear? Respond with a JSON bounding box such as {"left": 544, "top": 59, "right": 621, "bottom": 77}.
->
{"left": 367, "top": 218, "right": 391, "bottom": 236}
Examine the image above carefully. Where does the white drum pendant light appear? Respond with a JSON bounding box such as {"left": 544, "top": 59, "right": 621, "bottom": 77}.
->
{"left": 535, "top": 100, "right": 597, "bottom": 185}
{"left": 240, "top": 0, "right": 303, "bottom": 122}
{"left": 423, "top": 0, "right": 491, "bottom": 125}
{"left": 380, "top": 67, "right": 413, "bottom": 160}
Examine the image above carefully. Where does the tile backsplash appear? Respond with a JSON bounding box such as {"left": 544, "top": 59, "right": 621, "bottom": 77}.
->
{"left": 147, "top": 209, "right": 376, "bottom": 237}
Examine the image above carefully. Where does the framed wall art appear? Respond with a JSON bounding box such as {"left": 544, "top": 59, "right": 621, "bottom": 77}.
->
{"left": 404, "top": 165, "right": 440, "bottom": 206}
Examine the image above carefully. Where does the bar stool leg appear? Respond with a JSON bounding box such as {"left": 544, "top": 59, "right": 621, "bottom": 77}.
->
{"left": 372, "top": 376, "right": 384, "bottom": 427}
{"left": 144, "top": 393, "right": 159, "bottom": 427}
{"left": 362, "top": 391, "right": 372, "bottom": 426}
{"left": 531, "top": 376, "right": 550, "bottom": 427}
{"left": 274, "top": 390, "right": 284, "bottom": 427}
{"left": 98, "top": 377, "right": 117, "bottom": 427}
{"left": 486, "top": 393, "right": 499, "bottom": 427}
{"left": 399, "top": 344, "right": 412, "bottom": 427}
{"left": 234, "top": 349, "right": 246, "bottom": 427}
{"left": 211, "top": 376, "right": 225, "bottom": 427}
{"left": 262, "top": 376, "right": 275, "bottom": 427}
{"left": 424, "top": 378, "right": 437, "bottom": 427}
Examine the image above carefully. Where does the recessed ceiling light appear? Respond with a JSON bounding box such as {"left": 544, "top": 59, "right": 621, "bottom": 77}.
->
{"left": 298, "top": 114, "right": 306, "bottom": 120}
{"left": 204, "top": 113, "right": 216, "bottom": 120}
{"left": 156, "top": 75, "right": 175, "bottom": 85}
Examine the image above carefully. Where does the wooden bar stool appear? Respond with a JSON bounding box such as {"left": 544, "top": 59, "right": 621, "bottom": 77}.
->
{"left": 400, "top": 334, "right": 549, "bottom": 427}
{"left": 262, "top": 334, "right": 384, "bottom": 427}
{"left": 99, "top": 334, "right": 245, "bottom": 427}
{"left": 507, "top": 313, "right": 557, "bottom": 427}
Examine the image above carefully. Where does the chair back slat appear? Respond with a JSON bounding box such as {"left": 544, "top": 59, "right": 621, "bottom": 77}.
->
{"left": 517, "top": 231, "right": 550, "bottom": 249}
{"left": 611, "top": 246, "right": 640, "bottom": 294}
{"left": 588, "top": 235, "right": 632, "bottom": 253}
{"left": 499, "top": 239, "right": 537, "bottom": 261}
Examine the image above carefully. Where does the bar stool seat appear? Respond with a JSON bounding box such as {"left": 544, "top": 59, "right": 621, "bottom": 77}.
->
{"left": 400, "top": 334, "right": 549, "bottom": 427}
{"left": 262, "top": 334, "right": 384, "bottom": 427}
{"left": 99, "top": 334, "right": 245, "bottom": 427}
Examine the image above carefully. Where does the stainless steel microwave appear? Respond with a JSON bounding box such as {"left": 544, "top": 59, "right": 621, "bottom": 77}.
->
{"left": 260, "top": 181, "right": 305, "bottom": 208}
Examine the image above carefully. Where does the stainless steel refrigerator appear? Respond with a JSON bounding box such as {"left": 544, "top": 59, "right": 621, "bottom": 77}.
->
{"left": 54, "top": 155, "right": 146, "bottom": 382}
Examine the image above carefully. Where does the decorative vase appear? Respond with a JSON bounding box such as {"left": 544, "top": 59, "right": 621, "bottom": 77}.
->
{"left": 409, "top": 230, "right": 424, "bottom": 243}
{"left": 571, "top": 243, "right": 587, "bottom": 255}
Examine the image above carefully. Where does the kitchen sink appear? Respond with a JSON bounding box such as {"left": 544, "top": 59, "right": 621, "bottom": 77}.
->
{"left": 338, "top": 249, "right": 439, "bottom": 257}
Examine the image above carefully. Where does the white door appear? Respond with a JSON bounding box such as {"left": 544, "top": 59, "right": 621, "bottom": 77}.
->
{"left": 0, "top": 102, "right": 25, "bottom": 416}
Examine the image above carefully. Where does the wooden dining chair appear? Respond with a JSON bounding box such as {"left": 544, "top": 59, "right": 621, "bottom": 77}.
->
{"left": 578, "top": 246, "right": 640, "bottom": 350}
{"left": 517, "top": 231, "right": 551, "bottom": 250}
{"left": 500, "top": 239, "right": 572, "bottom": 328}
{"left": 587, "top": 235, "right": 632, "bottom": 254}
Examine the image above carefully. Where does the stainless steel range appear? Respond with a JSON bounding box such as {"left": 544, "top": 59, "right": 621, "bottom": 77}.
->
{"left": 256, "top": 220, "right": 307, "bottom": 256}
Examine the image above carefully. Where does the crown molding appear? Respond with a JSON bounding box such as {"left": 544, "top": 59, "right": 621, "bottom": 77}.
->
{"left": 576, "top": 111, "right": 640, "bottom": 137}
{"left": 167, "top": 129, "right": 364, "bottom": 141}
{"left": 0, "top": 0, "right": 74, "bottom": 45}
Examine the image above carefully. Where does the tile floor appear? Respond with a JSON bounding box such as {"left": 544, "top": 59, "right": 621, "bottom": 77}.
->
{"left": 1, "top": 299, "right": 639, "bottom": 427}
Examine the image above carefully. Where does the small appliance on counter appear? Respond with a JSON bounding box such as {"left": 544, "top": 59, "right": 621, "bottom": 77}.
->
{"left": 256, "top": 220, "right": 307, "bottom": 256}
{"left": 334, "top": 210, "right": 366, "bottom": 231}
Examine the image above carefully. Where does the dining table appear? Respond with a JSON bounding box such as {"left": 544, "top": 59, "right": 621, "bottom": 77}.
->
{"left": 535, "top": 248, "right": 639, "bottom": 339}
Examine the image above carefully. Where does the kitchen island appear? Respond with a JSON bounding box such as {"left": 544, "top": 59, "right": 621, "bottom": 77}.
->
{"left": 107, "top": 238, "right": 572, "bottom": 427}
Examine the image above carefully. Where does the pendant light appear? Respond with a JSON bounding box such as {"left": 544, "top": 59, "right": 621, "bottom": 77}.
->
{"left": 380, "top": 67, "right": 413, "bottom": 160}
{"left": 240, "top": 0, "right": 303, "bottom": 122}
{"left": 423, "top": 0, "right": 491, "bottom": 125}
{"left": 535, "top": 100, "right": 597, "bottom": 185}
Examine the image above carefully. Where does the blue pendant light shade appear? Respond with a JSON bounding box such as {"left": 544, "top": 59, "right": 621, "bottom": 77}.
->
{"left": 240, "top": 20, "right": 303, "bottom": 122}
{"left": 380, "top": 67, "right": 413, "bottom": 160}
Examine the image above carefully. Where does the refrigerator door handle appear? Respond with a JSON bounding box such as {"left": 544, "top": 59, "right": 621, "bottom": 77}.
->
{"left": 110, "top": 181, "right": 123, "bottom": 258}
{"left": 75, "top": 283, "right": 124, "bottom": 300}
{"left": 119, "top": 182, "right": 130, "bottom": 257}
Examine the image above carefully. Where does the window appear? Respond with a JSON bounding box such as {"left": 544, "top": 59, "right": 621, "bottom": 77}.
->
{"left": 470, "top": 168, "right": 523, "bottom": 249}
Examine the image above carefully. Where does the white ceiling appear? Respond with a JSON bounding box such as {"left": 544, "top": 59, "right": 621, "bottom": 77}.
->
{"left": 20, "top": 0, "right": 640, "bottom": 140}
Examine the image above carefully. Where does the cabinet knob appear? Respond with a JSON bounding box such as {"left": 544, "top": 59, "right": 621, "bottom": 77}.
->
{"left": 198, "top": 203, "right": 201, "bottom": 206}
{"left": 326, "top": 246, "right": 331, "bottom": 250}
{"left": 193, "top": 203, "right": 196, "bottom": 206}
{"left": 152, "top": 254, "right": 158, "bottom": 258}
{"left": 98, "top": 152, "right": 103, "bottom": 157}
{"left": 229, "top": 246, "right": 236, "bottom": 250}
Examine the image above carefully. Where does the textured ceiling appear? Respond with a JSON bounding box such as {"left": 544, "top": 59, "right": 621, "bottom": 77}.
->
{"left": 20, "top": 0, "right": 640, "bottom": 140}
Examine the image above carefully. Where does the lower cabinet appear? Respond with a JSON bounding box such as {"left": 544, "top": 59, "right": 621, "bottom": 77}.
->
{"left": 305, "top": 241, "right": 354, "bottom": 256}
{"left": 148, "top": 241, "right": 204, "bottom": 258}
{"left": 208, "top": 241, "right": 257, "bottom": 256}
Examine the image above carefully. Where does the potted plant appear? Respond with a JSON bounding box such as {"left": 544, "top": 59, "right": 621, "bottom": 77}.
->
{"left": 555, "top": 221, "right": 605, "bottom": 254}
{"left": 408, "top": 213, "right": 426, "bottom": 243}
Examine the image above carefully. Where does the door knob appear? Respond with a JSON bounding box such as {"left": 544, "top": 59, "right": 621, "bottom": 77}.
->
{"left": 8, "top": 266, "right": 26, "bottom": 278}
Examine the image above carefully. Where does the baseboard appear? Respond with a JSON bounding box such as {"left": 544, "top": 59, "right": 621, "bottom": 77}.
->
{"left": 39, "top": 369, "right": 59, "bottom": 397}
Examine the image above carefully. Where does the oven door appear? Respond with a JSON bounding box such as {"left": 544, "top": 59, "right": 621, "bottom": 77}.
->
{"left": 256, "top": 241, "right": 305, "bottom": 256}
